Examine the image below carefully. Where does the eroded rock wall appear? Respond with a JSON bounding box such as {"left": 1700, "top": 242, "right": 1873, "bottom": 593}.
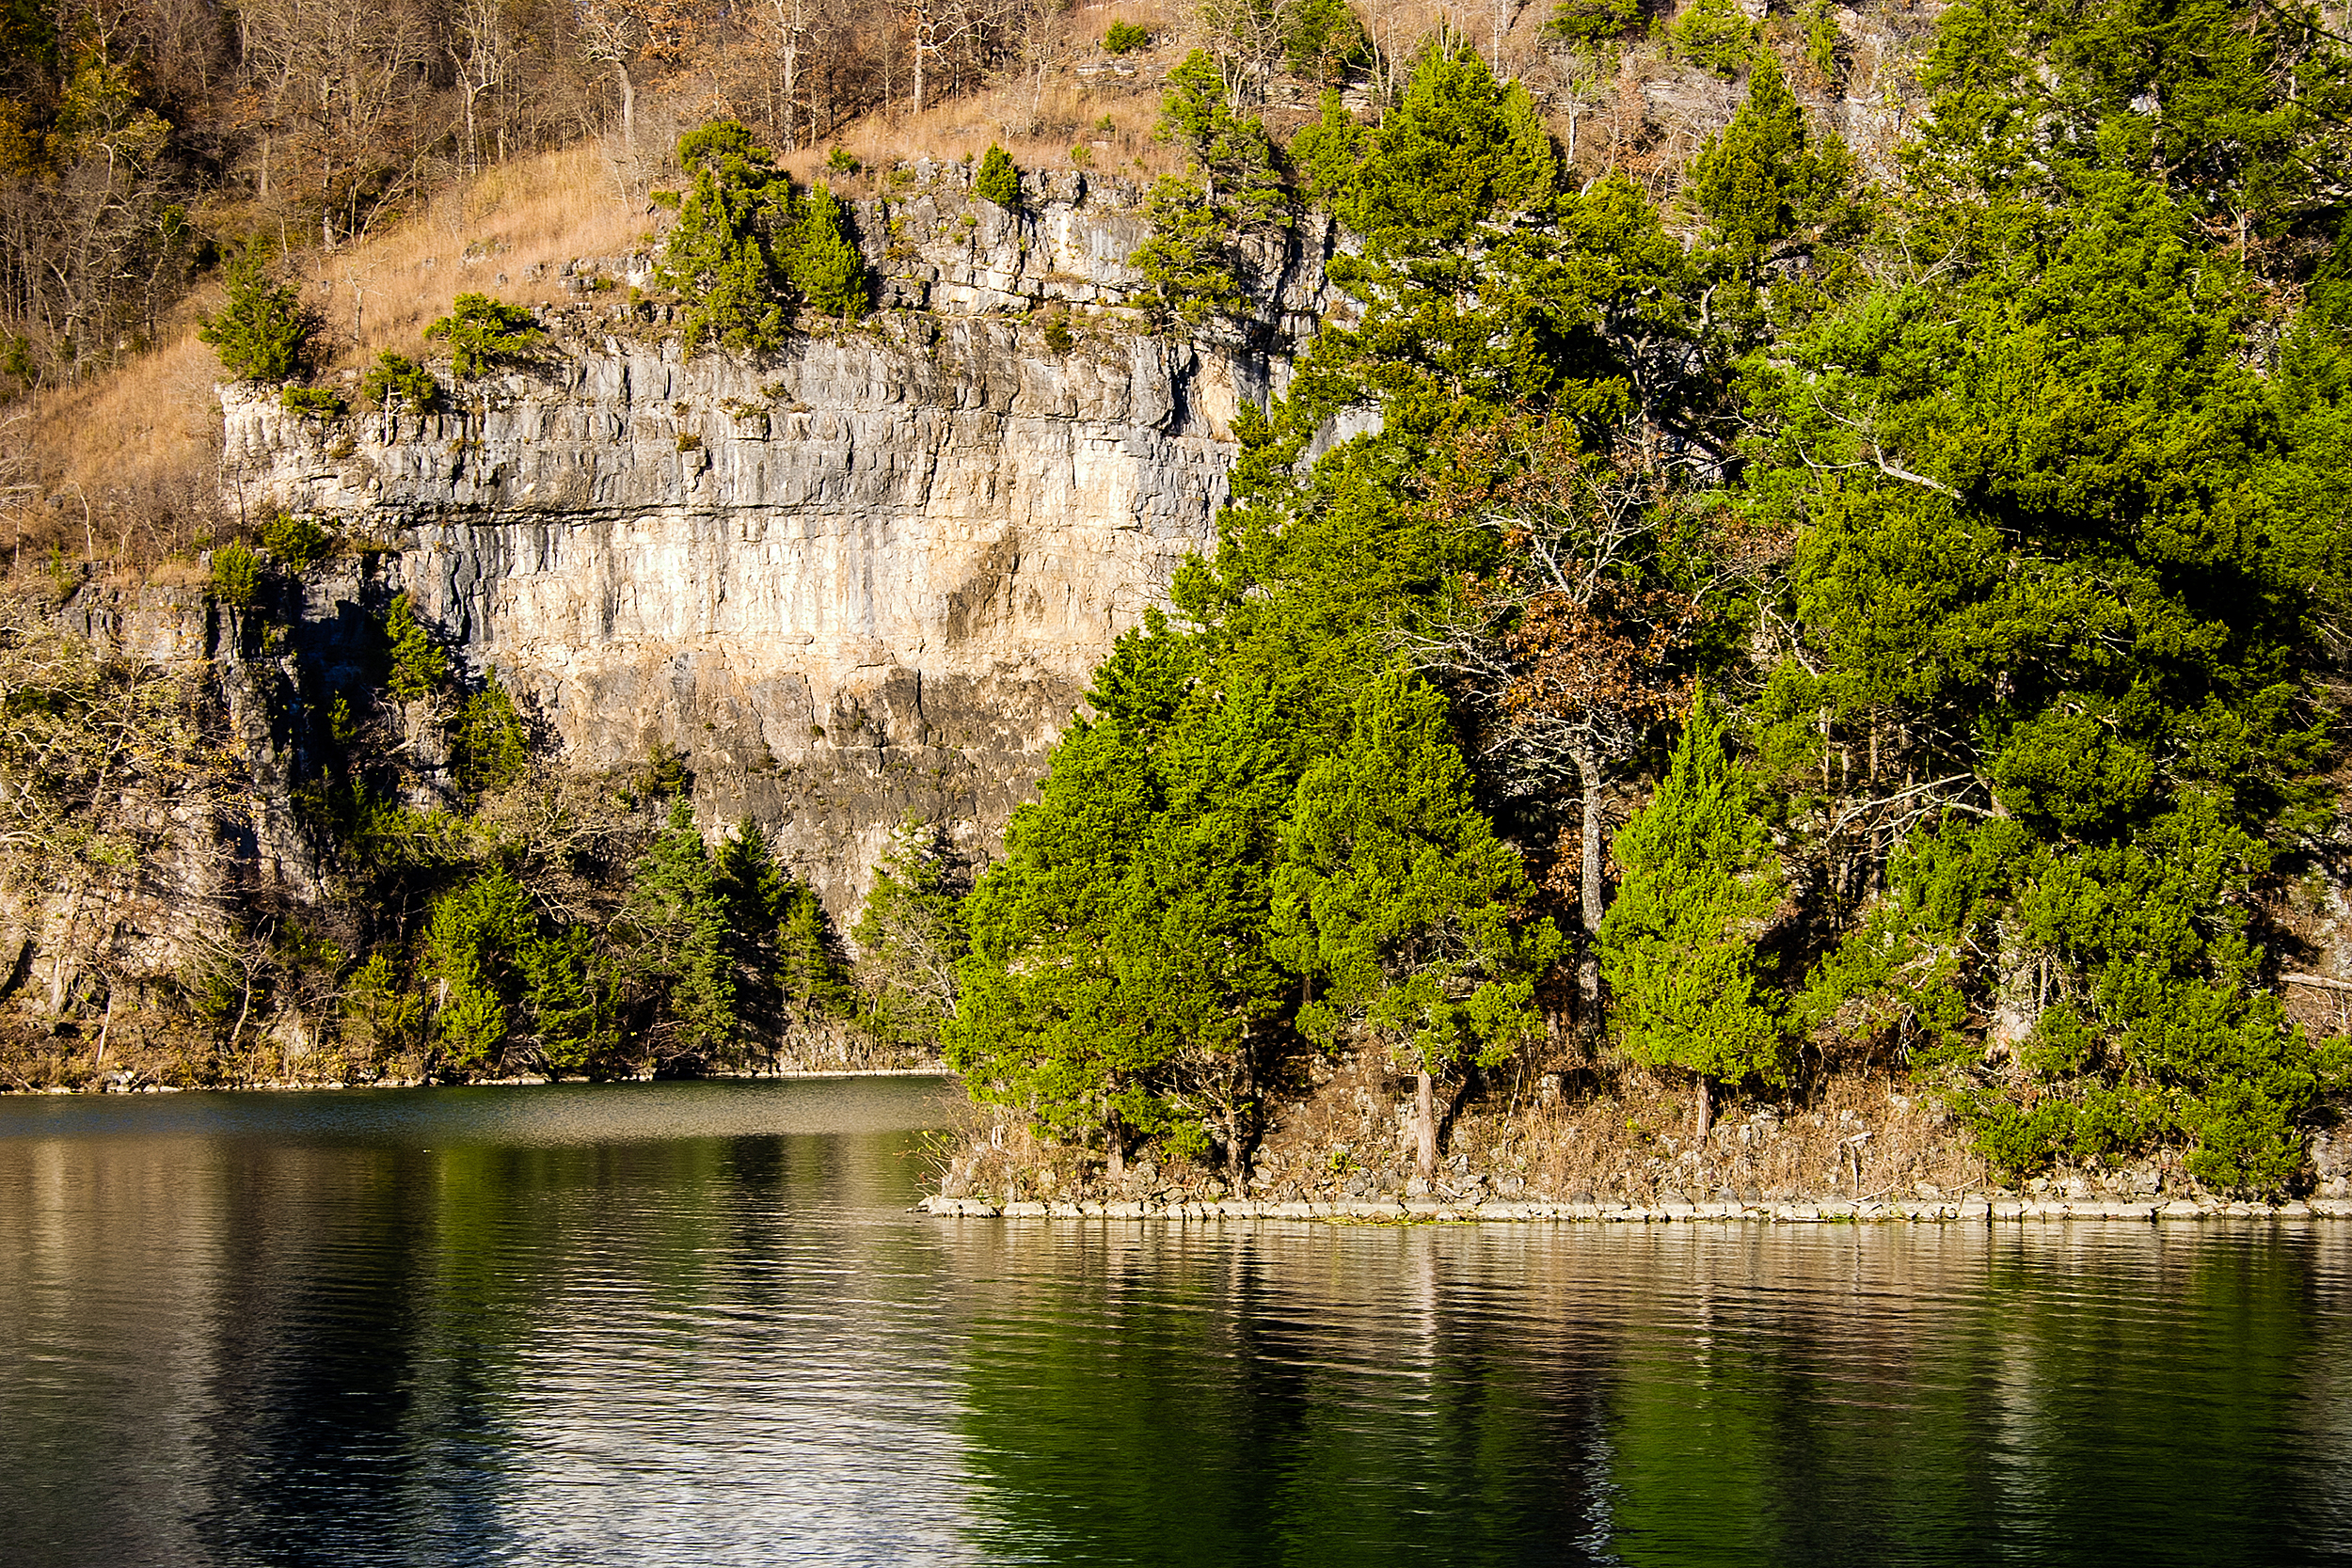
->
{"left": 220, "top": 168, "right": 1331, "bottom": 912}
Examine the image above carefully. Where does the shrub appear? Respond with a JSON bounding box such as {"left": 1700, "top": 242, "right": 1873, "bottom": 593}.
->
{"left": 210, "top": 543, "right": 261, "bottom": 608}
{"left": 974, "top": 144, "right": 1020, "bottom": 209}
{"left": 360, "top": 351, "right": 439, "bottom": 413}
{"left": 199, "top": 252, "right": 310, "bottom": 383}
{"left": 261, "top": 513, "right": 333, "bottom": 567}
{"left": 644, "top": 739, "right": 690, "bottom": 798}
{"left": 278, "top": 385, "right": 345, "bottom": 418}
{"left": 1672, "top": 0, "right": 1752, "bottom": 76}
{"left": 424, "top": 293, "right": 546, "bottom": 377}
{"left": 784, "top": 184, "right": 870, "bottom": 319}
{"left": 826, "top": 145, "right": 862, "bottom": 176}
{"left": 384, "top": 592, "right": 449, "bottom": 701}
{"left": 1104, "top": 19, "right": 1151, "bottom": 52}
{"left": 1543, "top": 0, "right": 1645, "bottom": 43}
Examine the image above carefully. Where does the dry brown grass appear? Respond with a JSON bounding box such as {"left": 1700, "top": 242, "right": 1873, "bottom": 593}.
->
{"left": 10, "top": 322, "right": 224, "bottom": 588}
{"left": 8, "top": 0, "right": 1692, "bottom": 582}
{"left": 294, "top": 142, "right": 658, "bottom": 372}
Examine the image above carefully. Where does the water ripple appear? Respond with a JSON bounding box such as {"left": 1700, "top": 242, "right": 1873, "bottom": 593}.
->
{"left": 3, "top": 1083, "right": 2349, "bottom": 1566}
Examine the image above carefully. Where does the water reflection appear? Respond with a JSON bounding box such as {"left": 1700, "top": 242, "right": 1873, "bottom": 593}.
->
{"left": 4, "top": 1083, "right": 2349, "bottom": 1566}
{"left": 940, "top": 1224, "right": 2352, "bottom": 1566}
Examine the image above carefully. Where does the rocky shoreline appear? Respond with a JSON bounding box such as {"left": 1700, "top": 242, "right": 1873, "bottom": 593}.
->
{"left": 919, "top": 1193, "right": 2352, "bottom": 1222}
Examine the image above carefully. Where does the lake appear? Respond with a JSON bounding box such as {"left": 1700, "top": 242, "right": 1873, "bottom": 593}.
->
{"left": 4, "top": 1078, "right": 2348, "bottom": 1565}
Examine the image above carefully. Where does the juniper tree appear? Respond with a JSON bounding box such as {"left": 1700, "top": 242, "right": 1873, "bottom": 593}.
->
{"left": 1275, "top": 660, "right": 1556, "bottom": 1179}
{"left": 199, "top": 251, "right": 309, "bottom": 382}
{"left": 1598, "top": 687, "right": 1788, "bottom": 1143}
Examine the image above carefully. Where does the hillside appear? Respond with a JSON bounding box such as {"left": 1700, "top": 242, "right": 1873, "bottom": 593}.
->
{"left": 6, "top": 0, "right": 2352, "bottom": 1211}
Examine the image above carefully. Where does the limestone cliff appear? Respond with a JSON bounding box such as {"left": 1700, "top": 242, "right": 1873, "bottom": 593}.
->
{"left": 220, "top": 165, "right": 1337, "bottom": 912}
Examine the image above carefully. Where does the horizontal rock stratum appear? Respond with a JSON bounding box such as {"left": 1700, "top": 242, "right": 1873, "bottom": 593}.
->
{"left": 218, "top": 165, "right": 1340, "bottom": 912}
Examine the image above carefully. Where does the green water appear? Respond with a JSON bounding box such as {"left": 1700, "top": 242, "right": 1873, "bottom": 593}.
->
{"left": 3, "top": 1080, "right": 2346, "bottom": 1564}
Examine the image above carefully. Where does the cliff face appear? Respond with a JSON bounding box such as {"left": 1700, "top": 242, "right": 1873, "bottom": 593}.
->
{"left": 219, "top": 166, "right": 1336, "bottom": 911}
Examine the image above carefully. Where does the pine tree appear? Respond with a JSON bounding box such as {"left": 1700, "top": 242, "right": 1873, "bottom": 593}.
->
{"left": 656, "top": 119, "right": 797, "bottom": 353}
{"left": 853, "top": 815, "right": 968, "bottom": 1054}
{"left": 1301, "top": 40, "right": 1564, "bottom": 438}
{"left": 621, "top": 800, "right": 739, "bottom": 1065}
{"left": 1687, "top": 47, "right": 1852, "bottom": 265}
{"left": 453, "top": 673, "right": 528, "bottom": 797}
{"left": 713, "top": 818, "right": 848, "bottom": 1053}
{"left": 424, "top": 867, "right": 536, "bottom": 1077}
{"left": 423, "top": 293, "right": 545, "bottom": 377}
{"left": 1288, "top": 90, "right": 1367, "bottom": 209}
{"left": 1598, "top": 687, "right": 1788, "bottom": 1141}
{"left": 784, "top": 184, "right": 869, "bottom": 318}
{"left": 1131, "top": 51, "right": 1288, "bottom": 325}
{"left": 949, "top": 624, "right": 1192, "bottom": 1163}
{"left": 525, "top": 927, "right": 620, "bottom": 1079}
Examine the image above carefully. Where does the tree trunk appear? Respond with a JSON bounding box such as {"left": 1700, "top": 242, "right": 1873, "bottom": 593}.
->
{"left": 1415, "top": 1069, "right": 1438, "bottom": 1179}
{"left": 1573, "top": 738, "right": 1606, "bottom": 1043}
{"left": 1574, "top": 738, "right": 1605, "bottom": 935}
{"left": 1105, "top": 1109, "right": 1124, "bottom": 1180}
{"left": 1695, "top": 1074, "right": 1712, "bottom": 1144}
{"left": 614, "top": 61, "right": 635, "bottom": 149}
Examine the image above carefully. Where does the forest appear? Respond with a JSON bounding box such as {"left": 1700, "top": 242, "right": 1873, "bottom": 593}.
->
{"left": 946, "top": 0, "right": 2352, "bottom": 1196}
{"left": 5, "top": 0, "right": 2352, "bottom": 1196}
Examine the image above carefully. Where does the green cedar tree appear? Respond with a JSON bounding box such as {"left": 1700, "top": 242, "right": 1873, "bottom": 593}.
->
{"left": 974, "top": 143, "right": 1020, "bottom": 208}
{"left": 1597, "top": 686, "right": 1788, "bottom": 1141}
{"left": 1275, "top": 660, "right": 1556, "bottom": 1178}
{"left": 199, "top": 251, "right": 309, "bottom": 382}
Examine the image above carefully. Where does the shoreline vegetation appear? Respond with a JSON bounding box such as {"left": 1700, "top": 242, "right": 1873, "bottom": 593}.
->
{"left": 10, "top": 0, "right": 2352, "bottom": 1212}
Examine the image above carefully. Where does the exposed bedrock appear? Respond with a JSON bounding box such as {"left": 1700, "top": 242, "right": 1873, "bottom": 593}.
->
{"left": 218, "top": 175, "right": 1332, "bottom": 912}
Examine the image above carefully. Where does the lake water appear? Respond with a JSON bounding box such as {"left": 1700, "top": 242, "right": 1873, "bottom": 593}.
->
{"left": 4, "top": 1079, "right": 2349, "bottom": 1566}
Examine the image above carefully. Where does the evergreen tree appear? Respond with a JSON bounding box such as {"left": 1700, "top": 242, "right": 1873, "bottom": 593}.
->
{"left": 525, "top": 927, "right": 621, "bottom": 1079}
{"left": 714, "top": 818, "right": 849, "bottom": 1053}
{"left": 360, "top": 351, "right": 438, "bottom": 413}
{"left": 1671, "top": 0, "right": 1752, "bottom": 77}
{"left": 453, "top": 673, "right": 529, "bottom": 797}
{"left": 1131, "top": 50, "right": 1288, "bottom": 326}
{"left": 1598, "top": 688, "right": 1788, "bottom": 1141}
{"left": 950, "top": 622, "right": 1202, "bottom": 1164}
{"left": 619, "top": 800, "right": 739, "bottom": 1065}
{"left": 1295, "top": 40, "right": 1567, "bottom": 441}
{"left": 1288, "top": 90, "right": 1367, "bottom": 209}
{"left": 1275, "top": 660, "right": 1556, "bottom": 1178}
{"left": 424, "top": 293, "right": 545, "bottom": 377}
{"left": 1685, "top": 45, "right": 1856, "bottom": 347}
{"left": 384, "top": 593, "right": 448, "bottom": 703}
{"left": 1687, "top": 48, "right": 1852, "bottom": 265}
{"left": 199, "top": 251, "right": 309, "bottom": 383}
{"left": 974, "top": 143, "right": 1020, "bottom": 208}
{"left": 424, "top": 867, "right": 535, "bottom": 1077}
{"left": 783, "top": 184, "right": 869, "bottom": 319}
{"left": 655, "top": 120, "right": 797, "bottom": 354}
{"left": 854, "top": 815, "right": 969, "bottom": 1055}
